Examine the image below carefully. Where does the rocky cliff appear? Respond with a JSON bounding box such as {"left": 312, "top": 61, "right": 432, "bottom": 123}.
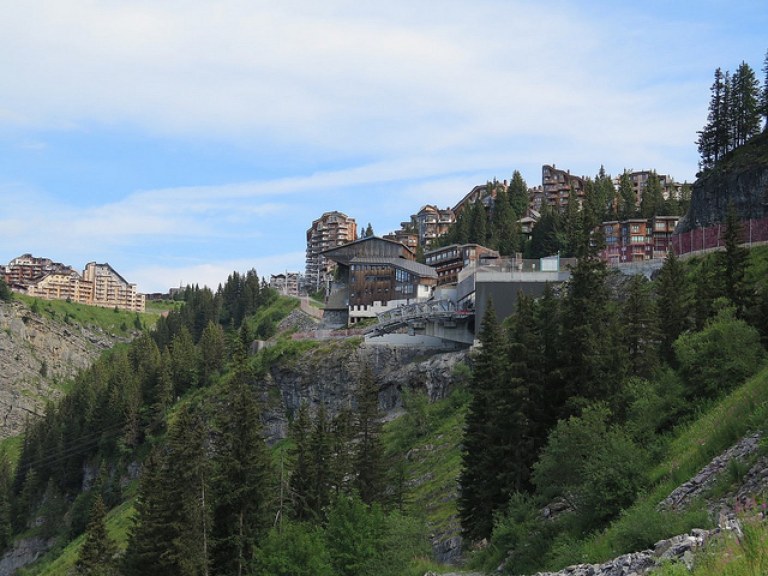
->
{"left": 677, "top": 130, "right": 768, "bottom": 233}
{"left": 259, "top": 337, "right": 468, "bottom": 442}
{"left": 0, "top": 300, "right": 123, "bottom": 439}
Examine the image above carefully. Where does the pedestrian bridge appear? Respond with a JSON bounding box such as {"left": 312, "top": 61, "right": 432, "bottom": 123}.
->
{"left": 365, "top": 299, "right": 475, "bottom": 346}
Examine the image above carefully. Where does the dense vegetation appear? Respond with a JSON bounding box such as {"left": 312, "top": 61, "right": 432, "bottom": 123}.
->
{"left": 458, "top": 222, "right": 768, "bottom": 573}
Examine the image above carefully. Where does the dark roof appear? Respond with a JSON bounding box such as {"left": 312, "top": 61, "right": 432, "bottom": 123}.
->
{"left": 349, "top": 257, "right": 438, "bottom": 279}
{"left": 321, "top": 235, "right": 414, "bottom": 257}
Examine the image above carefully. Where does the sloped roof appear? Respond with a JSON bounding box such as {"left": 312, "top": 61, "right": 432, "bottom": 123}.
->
{"left": 349, "top": 256, "right": 438, "bottom": 279}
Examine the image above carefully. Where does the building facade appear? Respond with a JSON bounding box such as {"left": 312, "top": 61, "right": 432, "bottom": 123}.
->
{"left": 305, "top": 211, "right": 358, "bottom": 293}
{"left": 542, "top": 164, "right": 586, "bottom": 210}
{"left": 599, "top": 215, "right": 680, "bottom": 264}
{"left": 269, "top": 272, "right": 301, "bottom": 296}
{"left": 18, "top": 259, "right": 145, "bottom": 312}
{"left": 424, "top": 243, "right": 499, "bottom": 286}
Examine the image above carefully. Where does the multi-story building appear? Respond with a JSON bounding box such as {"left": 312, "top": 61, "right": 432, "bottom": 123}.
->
{"left": 424, "top": 243, "right": 499, "bottom": 286}
{"left": 320, "top": 236, "right": 438, "bottom": 325}
{"left": 542, "top": 164, "right": 586, "bottom": 210}
{"left": 2, "top": 254, "right": 70, "bottom": 288}
{"left": 382, "top": 228, "right": 419, "bottom": 251}
{"left": 598, "top": 215, "right": 680, "bottom": 264}
{"left": 20, "top": 259, "right": 145, "bottom": 312}
{"left": 269, "top": 272, "right": 301, "bottom": 296}
{"left": 396, "top": 205, "right": 456, "bottom": 249}
{"left": 622, "top": 170, "right": 681, "bottom": 206}
{"left": 305, "top": 211, "right": 357, "bottom": 293}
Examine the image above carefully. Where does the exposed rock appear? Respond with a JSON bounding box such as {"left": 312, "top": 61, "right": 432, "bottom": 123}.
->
{"left": 677, "top": 130, "right": 768, "bottom": 233}
{"left": 658, "top": 432, "right": 762, "bottom": 512}
{"left": 258, "top": 339, "right": 468, "bottom": 443}
{"left": 0, "top": 300, "right": 126, "bottom": 439}
{"left": 0, "top": 537, "right": 54, "bottom": 576}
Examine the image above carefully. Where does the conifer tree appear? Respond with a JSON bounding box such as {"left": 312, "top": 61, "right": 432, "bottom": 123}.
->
{"left": 722, "top": 206, "right": 750, "bottom": 315}
{"left": 731, "top": 61, "right": 761, "bottom": 147}
{"left": 458, "top": 299, "right": 507, "bottom": 541}
{"left": 655, "top": 249, "right": 691, "bottom": 363}
{"left": 308, "top": 403, "right": 333, "bottom": 518}
{"left": 199, "top": 321, "right": 226, "bottom": 386}
{"left": 491, "top": 186, "right": 518, "bottom": 255}
{"left": 620, "top": 275, "right": 660, "bottom": 378}
{"left": 468, "top": 200, "right": 488, "bottom": 246}
{"left": 509, "top": 170, "right": 529, "bottom": 218}
{"left": 353, "top": 365, "right": 385, "bottom": 506}
{"left": 697, "top": 68, "right": 728, "bottom": 169}
{"left": 618, "top": 171, "right": 637, "bottom": 219}
{"left": 212, "top": 369, "right": 274, "bottom": 576}
{"left": 170, "top": 326, "right": 199, "bottom": 395}
{"left": 288, "top": 402, "right": 313, "bottom": 521}
{"left": 75, "top": 496, "right": 119, "bottom": 576}
{"left": 640, "top": 172, "right": 665, "bottom": 218}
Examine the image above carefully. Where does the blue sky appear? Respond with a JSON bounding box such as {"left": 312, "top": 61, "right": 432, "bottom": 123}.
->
{"left": 1, "top": 1, "right": 766, "bottom": 293}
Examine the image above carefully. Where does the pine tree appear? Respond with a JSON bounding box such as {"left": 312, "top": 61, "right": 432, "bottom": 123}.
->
{"left": 288, "top": 402, "right": 313, "bottom": 521}
{"left": 697, "top": 68, "right": 728, "bottom": 169}
{"left": 353, "top": 365, "right": 385, "bottom": 506}
{"left": 212, "top": 369, "right": 274, "bottom": 576}
{"left": 468, "top": 200, "right": 488, "bottom": 246}
{"left": 722, "top": 206, "right": 750, "bottom": 315}
{"left": 620, "top": 275, "right": 660, "bottom": 378}
{"left": 308, "top": 403, "right": 333, "bottom": 519}
{"left": 731, "top": 61, "right": 761, "bottom": 146}
{"left": 762, "top": 49, "right": 768, "bottom": 131}
{"left": 508, "top": 170, "right": 529, "bottom": 218}
{"left": 458, "top": 299, "right": 507, "bottom": 542}
{"left": 75, "top": 496, "right": 119, "bottom": 576}
{"left": 618, "top": 171, "right": 637, "bottom": 219}
{"left": 640, "top": 172, "right": 665, "bottom": 218}
{"left": 199, "top": 321, "right": 226, "bottom": 386}
{"left": 491, "top": 186, "right": 518, "bottom": 255}
{"left": 655, "top": 249, "right": 691, "bottom": 363}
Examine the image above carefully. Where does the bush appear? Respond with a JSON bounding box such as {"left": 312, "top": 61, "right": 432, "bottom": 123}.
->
{"left": 674, "top": 305, "right": 764, "bottom": 399}
{"left": 253, "top": 521, "right": 333, "bottom": 576}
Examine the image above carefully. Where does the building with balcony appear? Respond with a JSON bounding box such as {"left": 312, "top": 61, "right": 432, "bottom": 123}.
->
{"left": 2, "top": 254, "right": 71, "bottom": 289}
{"left": 305, "top": 211, "right": 358, "bottom": 293}
{"left": 269, "top": 272, "right": 301, "bottom": 296}
{"left": 20, "top": 260, "right": 145, "bottom": 312}
{"left": 424, "top": 244, "right": 499, "bottom": 286}
{"left": 542, "top": 164, "right": 586, "bottom": 210}
{"left": 320, "top": 236, "right": 438, "bottom": 326}
{"left": 599, "top": 215, "right": 680, "bottom": 265}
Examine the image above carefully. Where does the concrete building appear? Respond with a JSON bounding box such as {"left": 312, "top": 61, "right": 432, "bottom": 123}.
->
{"left": 2, "top": 254, "right": 70, "bottom": 288}
{"left": 458, "top": 255, "right": 574, "bottom": 325}
{"left": 397, "top": 205, "right": 456, "bottom": 249}
{"left": 424, "top": 243, "right": 499, "bottom": 286}
{"left": 305, "top": 211, "right": 358, "bottom": 293}
{"left": 320, "top": 236, "right": 438, "bottom": 326}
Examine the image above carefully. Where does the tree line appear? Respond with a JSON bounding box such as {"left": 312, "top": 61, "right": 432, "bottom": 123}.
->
{"left": 697, "top": 50, "right": 768, "bottom": 171}
{"left": 457, "top": 212, "right": 768, "bottom": 572}
{"left": 435, "top": 167, "right": 690, "bottom": 262}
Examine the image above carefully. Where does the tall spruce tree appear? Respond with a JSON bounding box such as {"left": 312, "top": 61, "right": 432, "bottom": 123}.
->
{"left": 618, "top": 171, "right": 637, "bottom": 219}
{"left": 731, "top": 61, "right": 761, "bottom": 146}
{"left": 75, "top": 496, "right": 119, "bottom": 576}
{"left": 509, "top": 170, "right": 529, "bottom": 218}
{"left": 722, "top": 206, "right": 750, "bottom": 315}
{"left": 640, "top": 172, "right": 665, "bottom": 218}
{"left": 620, "top": 275, "right": 660, "bottom": 378}
{"left": 353, "top": 365, "right": 385, "bottom": 506}
{"left": 697, "top": 68, "right": 728, "bottom": 169}
{"left": 458, "top": 299, "right": 507, "bottom": 541}
{"left": 212, "top": 369, "right": 274, "bottom": 576}
{"left": 288, "top": 402, "right": 313, "bottom": 521}
{"left": 655, "top": 249, "right": 691, "bottom": 363}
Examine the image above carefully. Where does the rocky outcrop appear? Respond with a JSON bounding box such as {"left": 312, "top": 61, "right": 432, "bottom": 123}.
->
{"left": 259, "top": 338, "right": 468, "bottom": 443}
{"left": 678, "top": 131, "right": 768, "bottom": 233}
{"left": 0, "top": 300, "right": 123, "bottom": 438}
{"left": 0, "top": 537, "right": 54, "bottom": 576}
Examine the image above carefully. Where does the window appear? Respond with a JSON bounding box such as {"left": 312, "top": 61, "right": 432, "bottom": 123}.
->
{"left": 631, "top": 224, "right": 641, "bottom": 233}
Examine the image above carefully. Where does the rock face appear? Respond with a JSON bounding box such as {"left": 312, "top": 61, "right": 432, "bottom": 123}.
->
{"left": 0, "top": 537, "right": 54, "bottom": 576}
{"left": 0, "top": 300, "right": 122, "bottom": 439}
{"left": 677, "top": 131, "right": 768, "bottom": 233}
{"left": 259, "top": 338, "right": 468, "bottom": 443}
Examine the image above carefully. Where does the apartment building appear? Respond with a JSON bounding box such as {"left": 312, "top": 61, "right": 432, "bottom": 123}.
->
{"left": 16, "top": 258, "right": 146, "bottom": 312}
{"left": 305, "top": 211, "right": 358, "bottom": 293}
{"left": 542, "top": 164, "right": 586, "bottom": 210}
{"left": 2, "top": 254, "right": 70, "bottom": 288}
{"left": 424, "top": 243, "right": 499, "bottom": 286}
{"left": 269, "top": 272, "right": 301, "bottom": 296}
{"left": 599, "top": 215, "right": 680, "bottom": 264}
{"left": 396, "top": 205, "right": 456, "bottom": 249}
{"left": 622, "top": 170, "right": 681, "bottom": 206}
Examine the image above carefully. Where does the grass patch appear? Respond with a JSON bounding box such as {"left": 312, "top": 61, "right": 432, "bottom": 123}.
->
{"left": 16, "top": 295, "right": 158, "bottom": 335}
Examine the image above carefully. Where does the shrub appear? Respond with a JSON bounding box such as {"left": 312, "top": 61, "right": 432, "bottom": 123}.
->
{"left": 674, "top": 305, "right": 764, "bottom": 399}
